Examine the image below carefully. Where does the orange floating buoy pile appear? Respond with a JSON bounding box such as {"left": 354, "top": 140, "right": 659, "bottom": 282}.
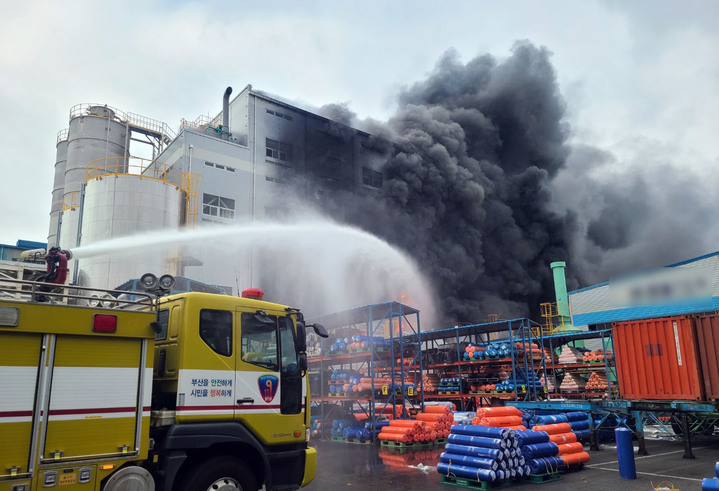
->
{"left": 413, "top": 405, "right": 454, "bottom": 441}
{"left": 416, "top": 373, "right": 441, "bottom": 393}
{"left": 585, "top": 372, "right": 608, "bottom": 390}
{"left": 377, "top": 406, "right": 454, "bottom": 444}
{"left": 378, "top": 420, "right": 424, "bottom": 443}
{"left": 472, "top": 406, "right": 526, "bottom": 430}
{"left": 582, "top": 350, "right": 613, "bottom": 363}
{"left": 470, "top": 383, "right": 497, "bottom": 392}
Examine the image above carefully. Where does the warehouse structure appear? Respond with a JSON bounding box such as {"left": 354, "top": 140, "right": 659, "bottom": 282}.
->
{"left": 48, "top": 86, "right": 391, "bottom": 292}
{"left": 568, "top": 251, "right": 719, "bottom": 329}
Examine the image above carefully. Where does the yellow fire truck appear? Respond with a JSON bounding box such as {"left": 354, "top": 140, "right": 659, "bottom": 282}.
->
{"left": 0, "top": 248, "right": 326, "bottom": 491}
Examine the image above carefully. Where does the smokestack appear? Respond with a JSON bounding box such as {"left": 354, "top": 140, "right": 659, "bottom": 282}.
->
{"left": 222, "top": 86, "right": 232, "bottom": 129}
{"left": 550, "top": 261, "right": 574, "bottom": 331}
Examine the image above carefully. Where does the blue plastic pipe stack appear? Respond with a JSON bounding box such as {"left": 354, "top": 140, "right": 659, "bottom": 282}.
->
{"left": 437, "top": 425, "right": 530, "bottom": 483}
{"left": 515, "top": 430, "right": 564, "bottom": 475}
{"left": 524, "top": 410, "right": 590, "bottom": 442}
{"left": 702, "top": 462, "right": 719, "bottom": 490}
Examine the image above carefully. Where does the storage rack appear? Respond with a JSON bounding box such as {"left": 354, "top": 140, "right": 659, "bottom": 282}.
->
{"left": 307, "top": 301, "right": 422, "bottom": 441}
{"left": 527, "top": 329, "right": 618, "bottom": 401}
{"left": 419, "top": 318, "right": 542, "bottom": 410}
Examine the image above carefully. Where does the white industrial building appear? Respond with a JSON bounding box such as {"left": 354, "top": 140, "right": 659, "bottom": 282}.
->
{"left": 48, "top": 86, "right": 391, "bottom": 294}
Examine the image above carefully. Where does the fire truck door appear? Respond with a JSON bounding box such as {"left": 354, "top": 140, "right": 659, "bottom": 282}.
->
{"left": 0, "top": 332, "right": 43, "bottom": 478}
{"left": 42, "top": 335, "right": 144, "bottom": 461}
{"left": 235, "top": 312, "right": 303, "bottom": 443}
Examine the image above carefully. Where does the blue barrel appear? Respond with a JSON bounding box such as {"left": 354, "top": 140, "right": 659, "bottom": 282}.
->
{"left": 448, "top": 433, "right": 507, "bottom": 449}
{"left": 521, "top": 442, "right": 559, "bottom": 459}
{"left": 444, "top": 443, "right": 503, "bottom": 461}
{"left": 703, "top": 478, "right": 719, "bottom": 490}
{"left": 437, "top": 462, "right": 497, "bottom": 482}
{"left": 440, "top": 452, "right": 499, "bottom": 471}
{"left": 615, "top": 427, "right": 636, "bottom": 479}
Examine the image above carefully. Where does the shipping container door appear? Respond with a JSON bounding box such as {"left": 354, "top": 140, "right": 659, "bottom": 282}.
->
{"left": 694, "top": 314, "right": 719, "bottom": 400}
{"left": 42, "top": 335, "right": 143, "bottom": 461}
{"left": 0, "top": 332, "right": 42, "bottom": 477}
{"left": 613, "top": 316, "right": 703, "bottom": 400}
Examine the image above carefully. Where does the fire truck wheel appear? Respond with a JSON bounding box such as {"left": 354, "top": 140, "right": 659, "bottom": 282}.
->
{"left": 181, "top": 456, "right": 258, "bottom": 491}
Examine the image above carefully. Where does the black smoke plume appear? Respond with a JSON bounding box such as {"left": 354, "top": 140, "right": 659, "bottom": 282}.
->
{"left": 287, "top": 41, "right": 716, "bottom": 327}
{"left": 308, "top": 42, "right": 579, "bottom": 325}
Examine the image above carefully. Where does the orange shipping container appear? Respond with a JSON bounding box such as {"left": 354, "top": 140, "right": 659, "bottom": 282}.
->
{"left": 613, "top": 316, "right": 704, "bottom": 400}
{"left": 693, "top": 314, "right": 719, "bottom": 400}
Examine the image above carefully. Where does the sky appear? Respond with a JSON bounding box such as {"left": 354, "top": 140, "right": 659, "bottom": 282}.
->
{"left": 1, "top": 0, "right": 718, "bottom": 284}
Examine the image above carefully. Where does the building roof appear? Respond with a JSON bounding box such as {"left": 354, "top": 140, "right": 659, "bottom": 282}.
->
{"left": 568, "top": 249, "right": 719, "bottom": 295}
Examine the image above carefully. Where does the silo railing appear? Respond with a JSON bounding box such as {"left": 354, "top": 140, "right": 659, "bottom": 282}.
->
{"left": 62, "top": 191, "right": 81, "bottom": 212}
{"left": 86, "top": 157, "right": 186, "bottom": 189}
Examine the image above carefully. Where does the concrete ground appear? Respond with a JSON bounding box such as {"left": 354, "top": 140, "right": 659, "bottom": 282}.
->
{"left": 305, "top": 435, "right": 719, "bottom": 490}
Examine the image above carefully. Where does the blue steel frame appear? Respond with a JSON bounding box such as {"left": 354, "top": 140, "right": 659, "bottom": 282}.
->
{"left": 419, "top": 318, "right": 542, "bottom": 409}
{"left": 524, "top": 329, "right": 618, "bottom": 401}
{"left": 309, "top": 301, "right": 422, "bottom": 442}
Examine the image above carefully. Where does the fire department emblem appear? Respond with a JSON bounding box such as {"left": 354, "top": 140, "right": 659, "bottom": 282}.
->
{"left": 258, "top": 375, "right": 279, "bottom": 403}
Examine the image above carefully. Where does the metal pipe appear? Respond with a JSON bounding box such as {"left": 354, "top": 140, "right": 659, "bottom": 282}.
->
{"left": 223, "top": 86, "right": 232, "bottom": 129}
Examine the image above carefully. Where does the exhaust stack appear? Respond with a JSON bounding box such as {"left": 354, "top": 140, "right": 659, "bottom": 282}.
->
{"left": 222, "top": 86, "right": 232, "bottom": 130}
{"left": 550, "top": 261, "right": 575, "bottom": 331}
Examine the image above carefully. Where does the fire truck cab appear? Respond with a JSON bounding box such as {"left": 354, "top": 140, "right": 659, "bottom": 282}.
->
{"left": 0, "top": 274, "right": 321, "bottom": 491}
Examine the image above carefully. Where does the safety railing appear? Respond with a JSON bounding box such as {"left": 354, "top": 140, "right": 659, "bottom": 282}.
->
{"left": 182, "top": 172, "right": 202, "bottom": 228}
{"left": 62, "top": 191, "right": 81, "bottom": 212}
{"left": 179, "top": 113, "right": 223, "bottom": 132}
{"left": 0, "top": 278, "right": 156, "bottom": 311}
{"left": 57, "top": 128, "right": 68, "bottom": 144}
{"left": 86, "top": 157, "right": 185, "bottom": 189}
{"left": 69, "top": 103, "right": 175, "bottom": 144}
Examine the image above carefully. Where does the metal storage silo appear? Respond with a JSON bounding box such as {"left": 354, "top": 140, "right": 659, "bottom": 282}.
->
{"left": 59, "top": 104, "right": 128, "bottom": 253}
{"left": 47, "top": 129, "right": 68, "bottom": 247}
{"left": 77, "top": 157, "right": 185, "bottom": 290}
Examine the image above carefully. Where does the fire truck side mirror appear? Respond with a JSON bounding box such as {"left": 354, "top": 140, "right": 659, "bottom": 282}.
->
{"left": 310, "top": 323, "right": 329, "bottom": 338}
{"left": 298, "top": 352, "right": 307, "bottom": 373}
{"left": 296, "top": 321, "right": 307, "bottom": 352}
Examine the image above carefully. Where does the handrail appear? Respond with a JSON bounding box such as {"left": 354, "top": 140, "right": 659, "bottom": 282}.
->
{"left": 0, "top": 278, "right": 156, "bottom": 311}
{"left": 62, "top": 191, "right": 81, "bottom": 212}
{"left": 69, "top": 103, "right": 175, "bottom": 143}
{"left": 179, "top": 113, "right": 223, "bottom": 132}
{"left": 57, "top": 128, "right": 68, "bottom": 144}
{"left": 86, "top": 157, "right": 185, "bottom": 189}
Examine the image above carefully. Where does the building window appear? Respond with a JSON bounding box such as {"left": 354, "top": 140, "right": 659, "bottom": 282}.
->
{"left": 362, "top": 167, "right": 383, "bottom": 188}
{"left": 266, "top": 138, "right": 293, "bottom": 162}
{"left": 205, "top": 161, "right": 235, "bottom": 173}
{"left": 203, "top": 193, "right": 235, "bottom": 219}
